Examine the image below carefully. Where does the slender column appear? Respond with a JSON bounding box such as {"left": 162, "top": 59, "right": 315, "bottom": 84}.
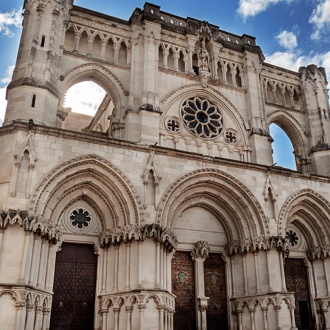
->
{"left": 37, "top": 239, "right": 49, "bottom": 288}
{"left": 15, "top": 303, "right": 26, "bottom": 330}
{"left": 87, "top": 36, "right": 94, "bottom": 55}
{"left": 250, "top": 309, "right": 256, "bottom": 330}
{"left": 322, "top": 309, "right": 329, "bottom": 330}
{"left": 45, "top": 244, "right": 55, "bottom": 291}
{"left": 126, "top": 307, "right": 132, "bottom": 330}
{"left": 324, "top": 259, "right": 330, "bottom": 296}
{"left": 25, "top": 304, "right": 35, "bottom": 330}
{"left": 173, "top": 53, "right": 179, "bottom": 71}
{"left": 29, "top": 235, "right": 42, "bottom": 286}
{"left": 160, "top": 244, "right": 164, "bottom": 289}
{"left": 113, "top": 245, "right": 119, "bottom": 292}
{"left": 35, "top": 306, "right": 43, "bottom": 329}
{"left": 138, "top": 241, "right": 143, "bottom": 288}
{"left": 266, "top": 250, "right": 273, "bottom": 292}
{"left": 19, "top": 231, "right": 33, "bottom": 283}
{"left": 254, "top": 252, "right": 262, "bottom": 294}
{"left": 158, "top": 306, "right": 164, "bottom": 330}
{"left": 101, "top": 40, "right": 107, "bottom": 59}
{"left": 278, "top": 252, "right": 287, "bottom": 292}
{"left": 156, "top": 242, "right": 161, "bottom": 289}
{"left": 163, "top": 248, "right": 167, "bottom": 290}
{"left": 289, "top": 306, "right": 298, "bottom": 330}
{"left": 231, "top": 256, "right": 237, "bottom": 297}
{"left": 139, "top": 305, "right": 146, "bottom": 330}
{"left": 74, "top": 32, "right": 81, "bottom": 52}
{"left": 164, "top": 309, "right": 168, "bottom": 330}
{"left": 125, "top": 242, "right": 131, "bottom": 290}
{"left": 0, "top": 229, "right": 4, "bottom": 262}
{"left": 243, "top": 253, "right": 249, "bottom": 295}
{"left": 238, "top": 311, "right": 243, "bottom": 330}
{"left": 102, "top": 247, "right": 108, "bottom": 293}
{"left": 41, "top": 309, "right": 50, "bottom": 330}
{"left": 114, "top": 308, "right": 120, "bottom": 330}
{"left": 311, "top": 260, "right": 319, "bottom": 298}
{"left": 170, "top": 311, "right": 174, "bottom": 330}
{"left": 114, "top": 43, "right": 120, "bottom": 64}
{"left": 262, "top": 307, "right": 269, "bottom": 330}
{"left": 101, "top": 310, "right": 108, "bottom": 330}
{"left": 275, "top": 306, "right": 281, "bottom": 330}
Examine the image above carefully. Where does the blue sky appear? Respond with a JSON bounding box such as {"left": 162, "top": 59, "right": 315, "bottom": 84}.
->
{"left": 0, "top": 0, "right": 330, "bottom": 169}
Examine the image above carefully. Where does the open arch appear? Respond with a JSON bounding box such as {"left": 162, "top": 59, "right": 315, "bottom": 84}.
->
{"left": 156, "top": 168, "right": 268, "bottom": 242}
{"left": 28, "top": 155, "right": 144, "bottom": 229}
{"left": 267, "top": 110, "right": 307, "bottom": 171}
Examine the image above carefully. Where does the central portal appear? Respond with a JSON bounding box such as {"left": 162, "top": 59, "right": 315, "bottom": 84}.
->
{"left": 50, "top": 243, "right": 97, "bottom": 330}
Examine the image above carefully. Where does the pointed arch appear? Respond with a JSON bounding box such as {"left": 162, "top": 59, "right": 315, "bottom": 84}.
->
{"left": 28, "top": 155, "right": 144, "bottom": 229}
{"left": 279, "top": 189, "right": 330, "bottom": 247}
{"left": 156, "top": 168, "right": 268, "bottom": 242}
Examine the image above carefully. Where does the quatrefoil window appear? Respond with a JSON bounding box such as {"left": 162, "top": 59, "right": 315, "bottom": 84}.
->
{"left": 165, "top": 117, "right": 181, "bottom": 133}
{"left": 181, "top": 97, "right": 223, "bottom": 139}
{"left": 224, "top": 129, "right": 238, "bottom": 144}
{"left": 70, "top": 208, "right": 92, "bottom": 229}
{"left": 286, "top": 229, "right": 299, "bottom": 247}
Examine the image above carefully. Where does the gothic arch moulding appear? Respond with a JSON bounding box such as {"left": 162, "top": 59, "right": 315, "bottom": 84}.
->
{"left": 28, "top": 155, "right": 144, "bottom": 230}
{"left": 156, "top": 168, "right": 268, "bottom": 242}
{"left": 59, "top": 63, "right": 129, "bottom": 117}
{"left": 267, "top": 110, "right": 307, "bottom": 158}
{"left": 278, "top": 189, "right": 330, "bottom": 247}
{"left": 160, "top": 84, "right": 248, "bottom": 145}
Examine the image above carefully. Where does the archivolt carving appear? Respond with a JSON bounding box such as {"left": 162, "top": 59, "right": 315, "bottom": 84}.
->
{"left": 278, "top": 189, "right": 330, "bottom": 245}
{"left": 28, "top": 155, "right": 144, "bottom": 227}
{"left": 157, "top": 168, "right": 269, "bottom": 240}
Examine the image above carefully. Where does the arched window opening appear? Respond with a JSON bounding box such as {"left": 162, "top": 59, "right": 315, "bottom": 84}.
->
{"left": 79, "top": 30, "right": 89, "bottom": 55}
{"left": 178, "top": 51, "right": 185, "bottom": 72}
{"left": 118, "top": 41, "right": 127, "bottom": 65}
{"left": 235, "top": 67, "right": 242, "bottom": 87}
{"left": 270, "top": 123, "right": 296, "bottom": 170}
{"left": 168, "top": 48, "right": 175, "bottom": 70}
{"left": 63, "top": 81, "right": 113, "bottom": 133}
{"left": 217, "top": 62, "right": 223, "bottom": 81}
{"left": 158, "top": 45, "right": 164, "bottom": 67}
{"left": 226, "top": 64, "right": 233, "bottom": 85}
{"left": 93, "top": 34, "right": 102, "bottom": 59}
{"left": 192, "top": 53, "right": 199, "bottom": 75}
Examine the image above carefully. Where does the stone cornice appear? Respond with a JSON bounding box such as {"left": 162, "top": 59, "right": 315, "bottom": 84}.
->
{"left": 1, "top": 121, "right": 330, "bottom": 184}
{"left": 100, "top": 224, "right": 177, "bottom": 252}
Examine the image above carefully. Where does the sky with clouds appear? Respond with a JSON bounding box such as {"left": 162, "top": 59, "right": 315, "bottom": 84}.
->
{"left": 0, "top": 0, "right": 329, "bottom": 169}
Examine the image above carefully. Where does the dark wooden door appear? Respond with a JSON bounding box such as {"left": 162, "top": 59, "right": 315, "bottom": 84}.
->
{"left": 284, "top": 258, "right": 313, "bottom": 330}
{"left": 50, "top": 243, "right": 97, "bottom": 330}
{"left": 204, "top": 253, "right": 228, "bottom": 330}
{"left": 172, "top": 251, "right": 196, "bottom": 330}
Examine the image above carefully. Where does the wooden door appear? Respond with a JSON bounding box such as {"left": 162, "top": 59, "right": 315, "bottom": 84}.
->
{"left": 204, "top": 253, "right": 228, "bottom": 330}
{"left": 50, "top": 243, "right": 97, "bottom": 330}
{"left": 172, "top": 251, "right": 196, "bottom": 330}
{"left": 284, "top": 258, "right": 313, "bottom": 330}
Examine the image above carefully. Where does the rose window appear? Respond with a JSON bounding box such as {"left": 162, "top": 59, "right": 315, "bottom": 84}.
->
{"left": 181, "top": 97, "right": 223, "bottom": 139}
{"left": 285, "top": 229, "right": 299, "bottom": 247}
{"left": 70, "top": 208, "right": 92, "bottom": 229}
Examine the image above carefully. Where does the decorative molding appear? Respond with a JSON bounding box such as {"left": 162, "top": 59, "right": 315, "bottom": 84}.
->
{"left": 99, "top": 224, "right": 177, "bottom": 252}
{"left": 191, "top": 241, "right": 210, "bottom": 260}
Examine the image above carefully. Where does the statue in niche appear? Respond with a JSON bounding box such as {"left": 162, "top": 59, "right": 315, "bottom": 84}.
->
{"left": 199, "top": 38, "right": 209, "bottom": 72}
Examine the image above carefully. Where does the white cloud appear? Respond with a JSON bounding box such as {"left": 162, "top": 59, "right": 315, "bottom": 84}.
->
{"left": 276, "top": 31, "right": 298, "bottom": 50}
{"left": 309, "top": 0, "right": 330, "bottom": 41}
{"left": 0, "top": 8, "right": 22, "bottom": 37}
{"left": 64, "top": 82, "right": 106, "bottom": 116}
{"left": 0, "top": 65, "right": 15, "bottom": 123}
{"left": 237, "top": 0, "right": 292, "bottom": 18}
{"left": 265, "top": 50, "right": 330, "bottom": 85}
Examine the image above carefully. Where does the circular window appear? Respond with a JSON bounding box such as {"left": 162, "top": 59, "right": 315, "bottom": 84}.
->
{"left": 165, "top": 117, "right": 181, "bottom": 133}
{"left": 181, "top": 97, "right": 223, "bottom": 139}
{"left": 285, "top": 229, "right": 299, "bottom": 247}
{"left": 70, "top": 208, "right": 92, "bottom": 229}
{"left": 224, "top": 129, "right": 238, "bottom": 144}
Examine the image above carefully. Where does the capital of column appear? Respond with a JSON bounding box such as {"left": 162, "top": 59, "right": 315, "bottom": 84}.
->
{"left": 191, "top": 241, "right": 210, "bottom": 261}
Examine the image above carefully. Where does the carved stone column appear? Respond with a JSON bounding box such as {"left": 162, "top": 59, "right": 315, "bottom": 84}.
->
{"left": 191, "top": 241, "right": 210, "bottom": 330}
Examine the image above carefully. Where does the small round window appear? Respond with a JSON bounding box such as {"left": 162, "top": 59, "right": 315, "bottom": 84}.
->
{"left": 181, "top": 97, "right": 223, "bottom": 139}
{"left": 70, "top": 208, "right": 92, "bottom": 229}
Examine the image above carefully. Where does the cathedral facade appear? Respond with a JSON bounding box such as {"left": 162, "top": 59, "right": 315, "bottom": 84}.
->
{"left": 1, "top": 1, "right": 330, "bottom": 329}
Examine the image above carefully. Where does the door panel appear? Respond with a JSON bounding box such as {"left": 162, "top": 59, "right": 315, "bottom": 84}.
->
{"left": 284, "top": 258, "right": 313, "bottom": 330}
{"left": 50, "top": 243, "right": 97, "bottom": 330}
{"left": 172, "top": 251, "right": 196, "bottom": 330}
{"left": 204, "top": 253, "right": 228, "bottom": 330}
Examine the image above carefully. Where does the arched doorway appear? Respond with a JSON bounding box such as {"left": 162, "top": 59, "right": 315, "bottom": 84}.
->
{"left": 50, "top": 243, "right": 97, "bottom": 329}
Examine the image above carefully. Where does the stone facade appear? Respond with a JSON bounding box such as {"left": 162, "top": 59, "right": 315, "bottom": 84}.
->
{"left": 0, "top": 0, "right": 330, "bottom": 329}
